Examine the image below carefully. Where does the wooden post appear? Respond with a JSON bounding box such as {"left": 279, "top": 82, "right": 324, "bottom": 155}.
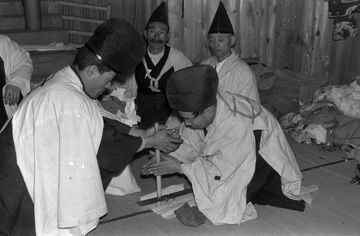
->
{"left": 23, "top": 0, "right": 41, "bottom": 30}
{"left": 266, "top": 0, "right": 277, "bottom": 69}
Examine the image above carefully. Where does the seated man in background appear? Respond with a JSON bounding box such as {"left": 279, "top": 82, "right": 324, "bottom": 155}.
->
{"left": 134, "top": 1, "right": 192, "bottom": 129}
{"left": 142, "top": 65, "right": 312, "bottom": 226}
{"left": 0, "top": 34, "right": 33, "bottom": 127}
{"left": 201, "top": 1, "right": 259, "bottom": 102}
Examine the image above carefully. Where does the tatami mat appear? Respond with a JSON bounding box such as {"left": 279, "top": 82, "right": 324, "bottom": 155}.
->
{"left": 89, "top": 138, "right": 360, "bottom": 236}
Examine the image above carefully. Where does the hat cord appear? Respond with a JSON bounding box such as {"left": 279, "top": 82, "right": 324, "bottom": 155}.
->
{"left": 218, "top": 92, "right": 262, "bottom": 124}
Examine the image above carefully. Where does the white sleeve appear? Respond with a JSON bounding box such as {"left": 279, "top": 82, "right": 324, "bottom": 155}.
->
{"left": 170, "top": 125, "right": 202, "bottom": 163}
{"left": 179, "top": 119, "right": 257, "bottom": 225}
{"left": 1, "top": 35, "right": 33, "bottom": 95}
{"left": 172, "top": 49, "right": 193, "bottom": 71}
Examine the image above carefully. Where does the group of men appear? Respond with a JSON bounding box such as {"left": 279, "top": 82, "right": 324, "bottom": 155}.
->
{"left": 0, "top": 1, "right": 312, "bottom": 235}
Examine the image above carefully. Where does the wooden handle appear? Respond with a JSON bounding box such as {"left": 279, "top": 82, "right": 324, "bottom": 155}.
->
{"left": 154, "top": 123, "right": 162, "bottom": 199}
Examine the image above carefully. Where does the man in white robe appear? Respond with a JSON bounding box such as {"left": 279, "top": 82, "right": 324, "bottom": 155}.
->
{"left": 142, "top": 65, "right": 312, "bottom": 226}
{"left": 0, "top": 19, "right": 146, "bottom": 236}
{"left": 0, "top": 34, "right": 32, "bottom": 127}
{"left": 201, "top": 2, "right": 259, "bottom": 102}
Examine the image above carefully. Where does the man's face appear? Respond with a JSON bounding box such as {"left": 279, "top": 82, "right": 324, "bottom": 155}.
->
{"left": 145, "top": 22, "right": 169, "bottom": 52}
{"left": 179, "top": 106, "right": 216, "bottom": 130}
{"left": 83, "top": 66, "right": 116, "bottom": 99}
{"left": 207, "top": 33, "right": 234, "bottom": 61}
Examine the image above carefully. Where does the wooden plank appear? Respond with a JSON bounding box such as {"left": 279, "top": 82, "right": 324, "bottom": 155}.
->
{"left": 271, "top": 0, "right": 286, "bottom": 69}
{"left": 68, "top": 30, "right": 93, "bottom": 36}
{"left": 317, "top": 1, "right": 331, "bottom": 82}
{"left": 258, "top": 0, "right": 269, "bottom": 66}
{"left": 2, "top": 28, "right": 69, "bottom": 45}
{"left": 168, "top": 0, "right": 184, "bottom": 52}
{"left": 292, "top": 0, "right": 306, "bottom": 73}
{"left": 0, "top": 14, "right": 62, "bottom": 30}
{"left": 300, "top": 0, "right": 315, "bottom": 75}
{"left": 0, "top": 0, "right": 58, "bottom": 16}
{"left": 251, "top": 0, "right": 263, "bottom": 61}
{"left": 30, "top": 49, "right": 77, "bottom": 84}
{"left": 272, "top": 0, "right": 299, "bottom": 70}
{"left": 265, "top": 0, "right": 277, "bottom": 68}
{"left": 58, "top": 1, "right": 109, "bottom": 11}
{"left": 237, "top": 0, "right": 256, "bottom": 58}
{"left": 62, "top": 15, "right": 104, "bottom": 24}
{"left": 183, "top": 0, "right": 203, "bottom": 63}
{"left": 329, "top": 38, "right": 349, "bottom": 84}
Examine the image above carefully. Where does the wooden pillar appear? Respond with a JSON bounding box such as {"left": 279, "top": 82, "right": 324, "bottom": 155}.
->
{"left": 23, "top": 0, "right": 41, "bottom": 30}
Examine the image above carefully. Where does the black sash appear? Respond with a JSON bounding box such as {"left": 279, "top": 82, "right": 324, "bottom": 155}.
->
{"left": 135, "top": 45, "right": 174, "bottom": 93}
{"left": 144, "top": 45, "right": 170, "bottom": 78}
{"left": 0, "top": 56, "right": 7, "bottom": 127}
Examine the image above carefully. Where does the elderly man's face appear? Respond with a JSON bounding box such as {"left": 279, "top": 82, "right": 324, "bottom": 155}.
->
{"left": 145, "top": 22, "right": 169, "bottom": 53}
{"left": 208, "top": 33, "right": 234, "bottom": 62}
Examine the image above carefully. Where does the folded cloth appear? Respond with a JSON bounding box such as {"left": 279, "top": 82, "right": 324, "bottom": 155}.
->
{"left": 174, "top": 203, "right": 207, "bottom": 227}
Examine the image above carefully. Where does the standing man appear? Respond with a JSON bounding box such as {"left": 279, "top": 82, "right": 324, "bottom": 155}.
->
{"left": 135, "top": 1, "right": 192, "bottom": 129}
{"left": 0, "top": 34, "right": 33, "bottom": 127}
{"left": 201, "top": 1, "right": 260, "bottom": 102}
{"left": 0, "top": 18, "right": 146, "bottom": 236}
{"left": 142, "top": 65, "right": 312, "bottom": 226}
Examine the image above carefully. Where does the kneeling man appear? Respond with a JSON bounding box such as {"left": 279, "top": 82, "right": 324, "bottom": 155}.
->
{"left": 142, "top": 65, "right": 312, "bottom": 225}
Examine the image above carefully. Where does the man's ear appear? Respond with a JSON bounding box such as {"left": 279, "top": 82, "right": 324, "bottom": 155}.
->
{"left": 86, "top": 65, "right": 99, "bottom": 79}
{"left": 166, "top": 31, "right": 170, "bottom": 42}
{"left": 204, "top": 104, "right": 216, "bottom": 116}
{"left": 230, "top": 35, "right": 236, "bottom": 47}
{"left": 143, "top": 30, "right": 148, "bottom": 39}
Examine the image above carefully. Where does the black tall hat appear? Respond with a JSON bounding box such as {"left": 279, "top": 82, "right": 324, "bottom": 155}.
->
{"left": 146, "top": 1, "right": 169, "bottom": 28}
{"left": 85, "top": 18, "right": 145, "bottom": 75}
{"left": 167, "top": 65, "right": 219, "bottom": 112}
{"left": 208, "top": 2, "right": 234, "bottom": 34}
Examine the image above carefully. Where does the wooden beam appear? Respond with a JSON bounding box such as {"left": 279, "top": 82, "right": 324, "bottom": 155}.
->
{"left": 23, "top": 0, "right": 41, "bottom": 30}
{"left": 62, "top": 15, "right": 104, "bottom": 24}
{"left": 57, "top": 1, "right": 110, "bottom": 11}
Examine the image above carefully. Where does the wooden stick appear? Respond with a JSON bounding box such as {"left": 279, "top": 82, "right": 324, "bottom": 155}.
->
{"left": 154, "top": 123, "right": 162, "bottom": 200}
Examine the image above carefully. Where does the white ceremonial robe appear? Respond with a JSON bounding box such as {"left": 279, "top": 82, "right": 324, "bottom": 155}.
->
{"left": 201, "top": 50, "right": 260, "bottom": 102}
{"left": 12, "top": 66, "right": 107, "bottom": 235}
{"left": 0, "top": 35, "right": 32, "bottom": 117}
{"left": 171, "top": 92, "right": 311, "bottom": 225}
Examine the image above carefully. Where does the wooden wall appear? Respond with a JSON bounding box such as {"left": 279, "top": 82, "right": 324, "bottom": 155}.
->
{"left": 0, "top": 0, "right": 61, "bottom": 30}
{"left": 109, "top": 0, "right": 360, "bottom": 85}
{"left": 24, "top": 0, "right": 360, "bottom": 85}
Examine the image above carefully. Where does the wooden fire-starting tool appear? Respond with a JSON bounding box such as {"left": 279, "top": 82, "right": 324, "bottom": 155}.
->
{"left": 154, "top": 123, "right": 162, "bottom": 202}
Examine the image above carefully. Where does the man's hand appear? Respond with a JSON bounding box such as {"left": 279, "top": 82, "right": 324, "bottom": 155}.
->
{"left": 141, "top": 153, "right": 183, "bottom": 176}
{"left": 4, "top": 85, "right": 21, "bottom": 106}
{"left": 143, "top": 124, "right": 168, "bottom": 137}
{"left": 144, "top": 128, "right": 183, "bottom": 153}
{"left": 99, "top": 96, "right": 126, "bottom": 114}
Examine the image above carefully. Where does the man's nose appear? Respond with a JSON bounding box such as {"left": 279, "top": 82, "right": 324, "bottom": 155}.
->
{"left": 105, "top": 81, "right": 112, "bottom": 89}
{"left": 154, "top": 32, "right": 160, "bottom": 38}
